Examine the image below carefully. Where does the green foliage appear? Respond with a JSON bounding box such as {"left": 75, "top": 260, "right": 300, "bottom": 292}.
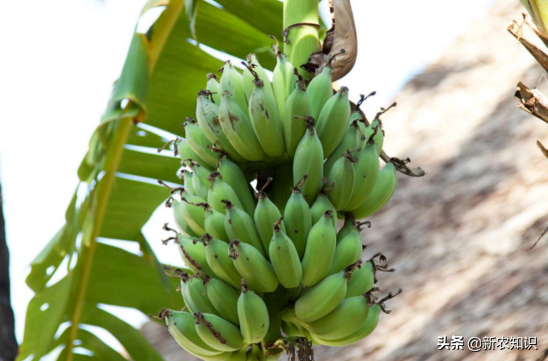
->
{"left": 18, "top": 0, "right": 282, "bottom": 360}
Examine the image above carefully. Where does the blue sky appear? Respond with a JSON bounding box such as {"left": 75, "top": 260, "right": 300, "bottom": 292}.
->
{"left": 0, "top": 0, "right": 496, "bottom": 345}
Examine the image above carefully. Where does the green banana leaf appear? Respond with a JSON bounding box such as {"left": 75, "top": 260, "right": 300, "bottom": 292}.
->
{"left": 18, "top": 0, "right": 282, "bottom": 360}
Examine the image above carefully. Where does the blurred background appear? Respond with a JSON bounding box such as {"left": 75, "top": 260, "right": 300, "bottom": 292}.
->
{"left": 2, "top": 0, "right": 548, "bottom": 360}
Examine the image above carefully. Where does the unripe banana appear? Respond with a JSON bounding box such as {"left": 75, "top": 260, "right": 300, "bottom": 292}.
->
{"left": 247, "top": 67, "right": 285, "bottom": 157}
{"left": 336, "top": 214, "right": 357, "bottom": 243}
{"left": 207, "top": 171, "right": 244, "bottom": 215}
{"left": 349, "top": 162, "right": 397, "bottom": 219}
{"left": 237, "top": 280, "right": 270, "bottom": 344}
{"left": 177, "top": 233, "right": 215, "bottom": 276}
{"left": 176, "top": 194, "right": 206, "bottom": 236}
{"left": 306, "top": 65, "right": 333, "bottom": 120}
{"left": 269, "top": 220, "right": 303, "bottom": 288}
{"left": 363, "top": 102, "right": 396, "bottom": 155}
{"left": 180, "top": 170, "right": 196, "bottom": 196}
{"left": 226, "top": 348, "right": 248, "bottom": 361}
{"left": 292, "top": 117, "right": 324, "bottom": 205}
{"left": 186, "top": 160, "right": 213, "bottom": 199}
{"left": 343, "top": 139, "right": 380, "bottom": 211}
{"left": 219, "top": 91, "right": 266, "bottom": 162}
{"left": 243, "top": 54, "right": 275, "bottom": 104}
{"left": 311, "top": 305, "right": 379, "bottom": 347}
{"left": 301, "top": 211, "right": 337, "bottom": 287}
{"left": 203, "top": 204, "right": 230, "bottom": 243}
{"left": 328, "top": 224, "right": 364, "bottom": 275}
{"left": 326, "top": 150, "right": 357, "bottom": 210}
{"left": 206, "top": 73, "right": 222, "bottom": 105}
{"left": 310, "top": 181, "right": 337, "bottom": 229}
{"left": 316, "top": 87, "right": 351, "bottom": 158}
{"left": 217, "top": 155, "right": 256, "bottom": 217}
{"left": 223, "top": 200, "right": 266, "bottom": 256}
{"left": 323, "top": 121, "right": 362, "bottom": 176}
{"left": 283, "top": 177, "right": 312, "bottom": 258}
{"left": 345, "top": 261, "right": 374, "bottom": 298}
{"left": 308, "top": 295, "right": 370, "bottom": 340}
{"left": 220, "top": 61, "right": 248, "bottom": 113}
{"left": 185, "top": 274, "right": 220, "bottom": 316}
{"left": 282, "top": 74, "right": 311, "bottom": 156}
{"left": 229, "top": 240, "right": 279, "bottom": 293}
{"left": 313, "top": 289, "right": 402, "bottom": 347}
{"left": 254, "top": 181, "right": 285, "bottom": 253}
{"left": 162, "top": 309, "right": 224, "bottom": 357}
{"left": 196, "top": 91, "right": 246, "bottom": 163}
{"left": 194, "top": 312, "right": 245, "bottom": 352}
{"left": 295, "top": 265, "right": 356, "bottom": 322}
{"left": 177, "top": 138, "right": 211, "bottom": 171}
{"left": 272, "top": 52, "right": 297, "bottom": 117}
{"left": 204, "top": 235, "right": 241, "bottom": 288}
{"left": 184, "top": 117, "right": 219, "bottom": 169}
{"left": 172, "top": 197, "right": 200, "bottom": 237}
{"left": 206, "top": 277, "right": 240, "bottom": 325}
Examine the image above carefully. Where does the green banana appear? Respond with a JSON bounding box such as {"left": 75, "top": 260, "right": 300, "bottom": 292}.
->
{"left": 177, "top": 138, "right": 211, "bottom": 171}
{"left": 203, "top": 204, "right": 230, "bottom": 243}
{"left": 196, "top": 90, "right": 246, "bottom": 163}
{"left": 177, "top": 233, "right": 215, "bottom": 276}
{"left": 282, "top": 73, "right": 311, "bottom": 156}
{"left": 184, "top": 117, "right": 219, "bottom": 169}
{"left": 243, "top": 54, "right": 274, "bottom": 101}
{"left": 247, "top": 65, "right": 285, "bottom": 158}
{"left": 306, "top": 65, "right": 333, "bottom": 120}
{"left": 223, "top": 200, "right": 266, "bottom": 256}
{"left": 162, "top": 309, "right": 225, "bottom": 357}
{"left": 176, "top": 194, "right": 206, "bottom": 236}
{"left": 363, "top": 103, "right": 396, "bottom": 155}
{"left": 269, "top": 219, "right": 303, "bottom": 288}
{"left": 326, "top": 150, "right": 357, "bottom": 210}
{"left": 313, "top": 289, "right": 402, "bottom": 347}
{"left": 226, "top": 348, "right": 248, "bottom": 361}
{"left": 207, "top": 171, "right": 244, "bottom": 215}
{"left": 283, "top": 177, "right": 312, "bottom": 258}
{"left": 219, "top": 91, "right": 266, "bottom": 162}
{"left": 229, "top": 240, "right": 279, "bottom": 293}
{"left": 271, "top": 50, "right": 297, "bottom": 118}
{"left": 345, "top": 261, "right": 374, "bottom": 298}
{"left": 206, "top": 73, "right": 222, "bottom": 105}
{"left": 336, "top": 214, "right": 357, "bottom": 243}
{"left": 180, "top": 169, "right": 196, "bottom": 196}
{"left": 220, "top": 61, "right": 248, "bottom": 113}
{"left": 217, "top": 155, "right": 256, "bottom": 216}
{"left": 349, "top": 162, "right": 397, "bottom": 219}
{"left": 185, "top": 274, "right": 220, "bottom": 316}
{"left": 328, "top": 224, "right": 365, "bottom": 275}
{"left": 206, "top": 277, "right": 240, "bottom": 325}
{"left": 310, "top": 181, "right": 337, "bottom": 229}
{"left": 171, "top": 196, "right": 200, "bottom": 237}
{"left": 292, "top": 117, "right": 324, "bottom": 205}
{"left": 204, "top": 235, "right": 241, "bottom": 288}
{"left": 308, "top": 295, "right": 370, "bottom": 340}
{"left": 254, "top": 180, "right": 285, "bottom": 253}
{"left": 323, "top": 121, "right": 362, "bottom": 176}
{"left": 343, "top": 139, "right": 380, "bottom": 211}
{"left": 186, "top": 160, "right": 212, "bottom": 199}
{"left": 194, "top": 312, "right": 245, "bottom": 352}
{"left": 237, "top": 280, "right": 270, "bottom": 344}
{"left": 295, "top": 265, "right": 356, "bottom": 322}
{"left": 301, "top": 210, "right": 336, "bottom": 287}
{"left": 316, "top": 87, "right": 351, "bottom": 158}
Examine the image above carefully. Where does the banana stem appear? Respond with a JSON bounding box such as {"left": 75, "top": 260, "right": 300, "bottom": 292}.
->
{"left": 262, "top": 287, "right": 289, "bottom": 351}
{"left": 283, "top": 0, "right": 320, "bottom": 78}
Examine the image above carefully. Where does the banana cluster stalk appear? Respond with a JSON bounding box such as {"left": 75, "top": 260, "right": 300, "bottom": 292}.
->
{"left": 157, "top": 48, "right": 403, "bottom": 361}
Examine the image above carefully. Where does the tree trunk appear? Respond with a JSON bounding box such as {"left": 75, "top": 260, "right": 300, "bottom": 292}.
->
{"left": 0, "top": 182, "right": 17, "bottom": 361}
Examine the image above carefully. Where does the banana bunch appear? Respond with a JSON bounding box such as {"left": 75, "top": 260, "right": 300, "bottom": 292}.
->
{"left": 157, "top": 50, "right": 403, "bottom": 361}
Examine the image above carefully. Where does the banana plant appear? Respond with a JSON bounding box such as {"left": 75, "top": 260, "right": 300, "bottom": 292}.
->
{"left": 17, "top": 1, "right": 283, "bottom": 360}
